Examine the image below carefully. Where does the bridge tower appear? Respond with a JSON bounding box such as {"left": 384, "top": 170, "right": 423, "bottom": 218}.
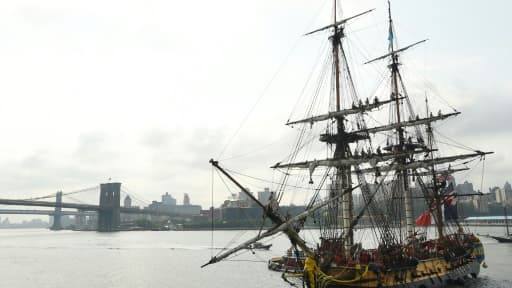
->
{"left": 98, "top": 182, "right": 121, "bottom": 232}
{"left": 50, "top": 191, "right": 63, "bottom": 230}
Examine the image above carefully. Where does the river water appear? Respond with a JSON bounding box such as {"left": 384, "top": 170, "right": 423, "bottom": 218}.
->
{"left": 0, "top": 226, "right": 510, "bottom": 288}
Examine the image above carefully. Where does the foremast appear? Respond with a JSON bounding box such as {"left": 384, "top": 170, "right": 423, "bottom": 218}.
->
{"left": 285, "top": 2, "right": 375, "bottom": 259}
{"left": 387, "top": 1, "right": 415, "bottom": 240}
{"left": 364, "top": 1, "right": 493, "bottom": 244}
{"left": 331, "top": 0, "right": 353, "bottom": 259}
{"left": 363, "top": 1, "right": 425, "bottom": 241}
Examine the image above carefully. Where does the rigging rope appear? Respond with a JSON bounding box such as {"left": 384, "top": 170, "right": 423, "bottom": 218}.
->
{"left": 62, "top": 185, "right": 99, "bottom": 196}
{"left": 225, "top": 167, "right": 335, "bottom": 192}
{"left": 22, "top": 185, "right": 99, "bottom": 201}
{"left": 287, "top": 39, "right": 330, "bottom": 123}
{"left": 217, "top": 0, "right": 329, "bottom": 160}
{"left": 212, "top": 168, "right": 247, "bottom": 258}
{"left": 22, "top": 193, "right": 57, "bottom": 201}
{"left": 211, "top": 164, "right": 215, "bottom": 258}
{"left": 64, "top": 195, "right": 86, "bottom": 204}
{"left": 434, "top": 131, "right": 477, "bottom": 152}
{"left": 120, "top": 186, "right": 150, "bottom": 206}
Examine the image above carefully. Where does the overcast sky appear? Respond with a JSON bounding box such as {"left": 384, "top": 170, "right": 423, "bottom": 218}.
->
{"left": 0, "top": 0, "right": 510, "bottom": 214}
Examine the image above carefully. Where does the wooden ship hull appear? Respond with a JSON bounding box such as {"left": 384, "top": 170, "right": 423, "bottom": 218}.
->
{"left": 309, "top": 257, "right": 480, "bottom": 288}
{"left": 304, "top": 237, "right": 484, "bottom": 288}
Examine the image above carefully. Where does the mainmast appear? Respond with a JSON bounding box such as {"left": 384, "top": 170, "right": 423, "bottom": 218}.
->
{"left": 293, "top": 3, "right": 373, "bottom": 257}
{"left": 386, "top": 0, "right": 414, "bottom": 240}
{"left": 332, "top": 0, "right": 353, "bottom": 256}
{"left": 333, "top": 1, "right": 342, "bottom": 112}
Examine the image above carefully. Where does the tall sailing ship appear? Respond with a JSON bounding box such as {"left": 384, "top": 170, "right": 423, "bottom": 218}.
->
{"left": 203, "top": 1, "right": 491, "bottom": 287}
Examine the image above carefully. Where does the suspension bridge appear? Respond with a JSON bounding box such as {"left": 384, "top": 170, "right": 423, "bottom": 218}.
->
{"left": 0, "top": 182, "right": 174, "bottom": 232}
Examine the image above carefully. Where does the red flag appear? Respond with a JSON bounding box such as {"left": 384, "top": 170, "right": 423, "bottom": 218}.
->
{"left": 415, "top": 210, "right": 432, "bottom": 226}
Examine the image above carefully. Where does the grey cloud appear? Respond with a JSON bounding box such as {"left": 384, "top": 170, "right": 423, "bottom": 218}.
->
{"left": 434, "top": 89, "right": 512, "bottom": 189}
{"left": 442, "top": 92, "right": 512, "bottom": 138}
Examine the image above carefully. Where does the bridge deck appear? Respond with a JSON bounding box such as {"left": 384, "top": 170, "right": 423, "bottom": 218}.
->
{"left": 0, "top": 209, "right": 96, "bottom": 216}
{"left": 0, "top": 199, "right": 179, "bottom": 216}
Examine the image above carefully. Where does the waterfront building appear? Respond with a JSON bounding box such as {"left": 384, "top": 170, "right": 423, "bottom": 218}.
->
{"left": 258, "top": 188, "right": 272, "bottom": 206}
{"left": 456, "top": 180, "right": 474, "bottom": 195}
{"left": 162, "top": 192, "right": 176, "bottom": 206}
{"left": 505, "top": 182, "right": 512, "bottom": 200}
{"left": 148, "top": 193, "right": 201, "bottom": 216}
{"left": 183, "top": 193, "right": 190, "bottom": 206}
{"left": 493, "top": 187, "right": 507, "bottom": 204}
{"left": 472, "top": 192, "right": 490, "bottom": 213}
{"left": 124, "top": 195, "right": 132, "bottom": 208}
{"left": 463, "top": 216, "right": 511, "bottom": 225}
{"left": 220, "top": 205, "right": 306, "bottom": 222}
{"left": 479, "top": 192, "right": 490, "bottom": 213}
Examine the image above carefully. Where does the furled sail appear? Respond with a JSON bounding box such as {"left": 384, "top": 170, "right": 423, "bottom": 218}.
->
{"left": 414, "top": 167, "right": 469, "bottom": 176}
{"left": 286, "top": 98, "right": 399, "bottom": 126}
{"left": 355, "top": 151, "right": 492, "bottom": 174}
{"left": 272, "top": 148, "right": 433, "bottom": 170}
{"left": 351, "top": 111, "right": 460, "bottom": 135}
{"left": 364, "top": 39, "right": 428, "bottom": 65}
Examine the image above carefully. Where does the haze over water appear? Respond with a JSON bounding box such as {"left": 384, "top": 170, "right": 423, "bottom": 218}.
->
{"left": 0, "top": 227, "right": 510, "bottom": 288}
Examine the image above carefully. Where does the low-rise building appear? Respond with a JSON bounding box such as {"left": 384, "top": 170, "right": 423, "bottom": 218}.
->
{"left": 148, "top": 193, "right": 201, "bottom": 216}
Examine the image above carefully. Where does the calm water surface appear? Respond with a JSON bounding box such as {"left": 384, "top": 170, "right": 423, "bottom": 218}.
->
{"left": 0, "top": 226, "right": 510, "bottom": 287}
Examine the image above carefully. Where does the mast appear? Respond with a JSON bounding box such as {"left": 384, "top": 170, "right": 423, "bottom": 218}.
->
{"left": 332, "top": 0, "right": 353, "bottom": 256}
{"left": 505, "top": 207, "right": 510, "bottom": 236}
{"left": 333, "top": 1, "right": 341, "bottom": 112}
{"left": 387, "top": 0, "right": 414, "bottom": 240}
{"left": 425, "top": 97, "right": 444, "bottom": 238}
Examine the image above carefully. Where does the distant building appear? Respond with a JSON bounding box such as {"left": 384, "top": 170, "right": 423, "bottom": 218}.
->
{"left": 464, "top": 216, "right": 512, "bottom": 225}
{"left": 148, "top": 192, "right": 201, "bottom": 216}
{"left": 220, "top": 205, "right": 306, "bottom": 222}
{"left": 201, "top": 207, "right": 221, "bottom": 221}
{"left": 124, "top": 195, "right": 132, "bottom": 208}
{"left": 183, "top": 193, "right": 190, "bottom": 206}
{"left": 171, "top": 205, "right": 201, "bottom": 216}
{"left": 238, "top": 188, "right": 257, "bottom": 207}
{"left": 221, "top": 189, "right": 257, "bottom": 208}
{"left": 493, "top": 187, "right": 507, "bottom": 204}
{"left": 456, "top": 181, "right": 474, "bottom": 195}
{"left": 477, "top": 192, "right": 490, "bottom": 213}
{"left": 504, "top": 182, "right": 512, "bottom": 200}
{"left": 258, "top": 188, "right": 272, "bottom": 206}
{"left": 486, "top": 189, "right": 497, "bottom": 203}
{"left": 162, "top": 192, "right": 176, "bottom": 206}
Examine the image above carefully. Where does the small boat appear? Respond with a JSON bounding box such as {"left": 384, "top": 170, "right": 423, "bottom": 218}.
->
{"left": 268, "top": 248, "right": 306, "bottom": 273}
{"left": 489, "top": 207, "right": 512, "bottom": 243}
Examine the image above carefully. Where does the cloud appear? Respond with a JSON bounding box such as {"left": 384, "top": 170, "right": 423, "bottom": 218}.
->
{"left": 453, "top": 94, "right": 512, "bottom": 137}
{"left": 0, "top": 0, "right": 511, "bottom": 221}
{"left": 433, "top": 86, "right": 512, "bottom": 190}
